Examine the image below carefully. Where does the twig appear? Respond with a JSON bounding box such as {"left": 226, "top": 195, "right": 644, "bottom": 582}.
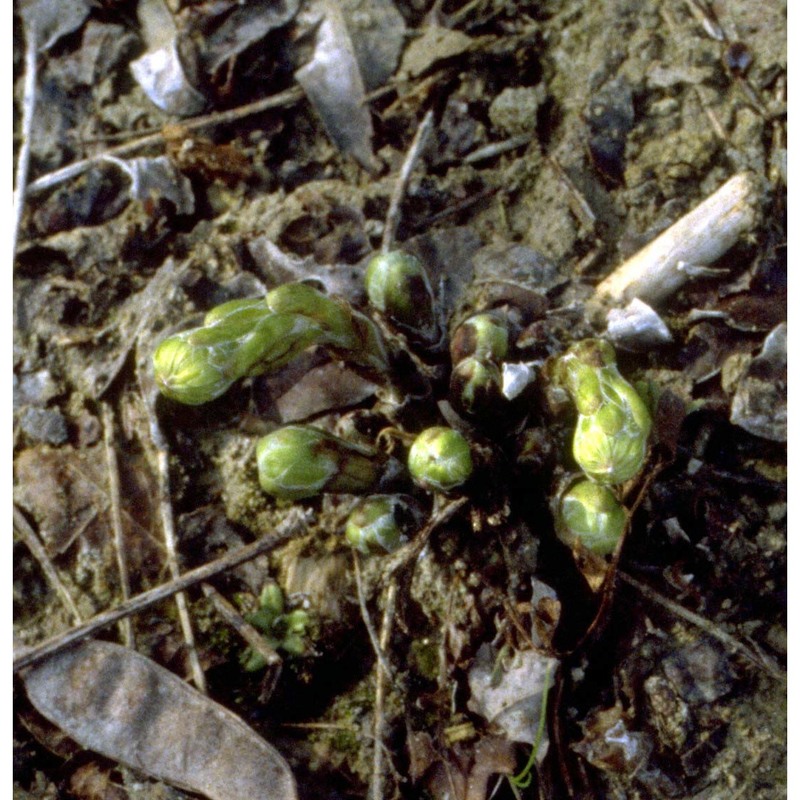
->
{"left": 382, "top": 496, "right": 468, "bottom": 578}
{"left": 352, "top": 552, "right": 394, "bottom": 680}
{"left": 101, "top": 403, "right": 134, "bottom": 648}
{"left": 13, "top": 506, "right": 83, "bottom": 625}
{"left": 280, "top": 721, "right": 359, "bottom": 731}
{"left": 618, "top": 570, "right": 785, "bottom": 681}
{"left": 153, "top": 444, "right": 207, "bottom": 693}
{"left": 546, "top": 155, "right": 596, "bottom": 228}
{"left": 26, "top": 85, "right": 305, "bottom": 197}
{"left": 12, "top": 23, "right": 37, "bottom": 257}
{"left": 592, "top": 172, "right": 761, "bottom": 307}
{"left": 411, "top": 185, "right": 500, "bottom": 231}
{"left": 382, "top": 109, "right": 435, "bottom": 253}
{"left": 463, "top": 133, "right": 536, "bottom": 165}
{"left": 13, "top": 525, "right": 300, "bottom": 673}
{"left": 201, "top": 583, "right": 282, "bottom": 669}
{"left": 369, "top": 579, "right": 398, "bottom": 800}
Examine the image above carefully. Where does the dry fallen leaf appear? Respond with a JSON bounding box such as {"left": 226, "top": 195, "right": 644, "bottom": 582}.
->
{"left": 22, "top": 640, "right": 298, "bottom": 800}
{"left": 467, "top": 643, "right": 558, "bottom": 755}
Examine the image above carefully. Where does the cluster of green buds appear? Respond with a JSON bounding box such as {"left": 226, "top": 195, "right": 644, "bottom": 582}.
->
{"left": 344, "top": 494, "right": 424, "bottom": 554}
{"left": 153, "top": 283, "right": 387, "bottom": 405}
{"left": 552, "top": 339, "right": 652, "bottom": 556}
{"left": 241, "top": 583, "right": 312, "bottom": 669}
{"left": 408, "top": 426, "right": 474, "bottom": 493}
{"left": 256, "top": 425, "right": 382, "bottom": 501}
{"left": 448, "top": 312, "right": 509, "bottom": 419}
{"left": 365, "top": 251, "right": 439, "bottom": 346}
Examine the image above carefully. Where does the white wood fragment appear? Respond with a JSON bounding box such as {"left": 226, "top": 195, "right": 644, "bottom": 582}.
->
{"left": 593, "top": 173, "right": 760, "bottom": 307}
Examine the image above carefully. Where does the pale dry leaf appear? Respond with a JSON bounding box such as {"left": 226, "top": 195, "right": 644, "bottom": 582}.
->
{"left": 22, "top": 641, "right": 298, "bottom": 800}
{"left": 467, "top": 643, "right": 558, "bottom": 755}
{"left": 295, "top": 0, "right": 378, "bottom": 171}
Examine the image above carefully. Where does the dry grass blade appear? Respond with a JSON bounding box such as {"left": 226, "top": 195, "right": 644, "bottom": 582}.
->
{"left": 382, "top": 108, "right": 435, "bottom": 253}
{"left": 14, "top": 506, "right": 83, "bottom": 625}
{"left": 101, "top": 403, "right": 133, "bottom": 647}
{"left": 618, "top": 570, "right": 785, "bottom": 681}
{"left": 12, "top": 23, "right": 37, "bottom": 256}
{"left": 26, "top": 86, "right": 304, "bottom": 196}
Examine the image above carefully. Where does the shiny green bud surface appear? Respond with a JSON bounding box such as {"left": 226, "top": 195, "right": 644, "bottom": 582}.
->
{"left": 203, "top": 296, "right": 268, "bottom": 326}
{"left": 572, "top": 410, "right": 649, "bottom": 484}
{"left": 449, "top": 356, "right": 504, "bottom": 419}
{"left": 191, "top": 310, "right": 325, "bottom": 379}
{"left": 152, "top": 331, "right": 236, "bottom": 405}
{"left": 558, "top": 479, "right": 627, "bottom": 555}
{"left": 231, "top": 312, "right": 325, "bottom": 377}
{"left": 266, "top": 283, "right": 357, "bottom": 348}
{"left": 345, "top": 495, "right": 418, "bottom": 554}
{"left": 267, "top": 282, "right": 388, "bottom": 371}
{"left": 365, "top": 251, "right": 438, "bottom": 344}
{"left": 556, "top": 339, "right": 652, "bottom": 484}
{"left": 450, "top": 313, "right": 509, "bottom": 365}
{"left": 408, "top": 426, "right": 474, "bottom": 493}
{"left": 256, "top": 425, "right": 380, "bottom": 500}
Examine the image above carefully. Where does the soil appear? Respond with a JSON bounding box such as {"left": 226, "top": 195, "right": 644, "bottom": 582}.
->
{"left": 13, "top": 1, "right": 786, "bottom": 799}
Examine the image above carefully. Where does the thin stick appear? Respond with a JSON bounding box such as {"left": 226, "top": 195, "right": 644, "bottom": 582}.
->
{"left": 546, "top": 155, "right": 596, "bottom": 228}
{"left": 13, "top": 506, "right": 83, "bottom": 625}
{"left": 12, "top": 23, "right": 37, "bottom": 257}
{"left": 382, "top": 496, "right": 467, "bottom": 578}
{"left": 101, "top": 403, "right": 134, "bottom": 648}
{"left": 154, "top": 446, "right": 207, "bottom": 693}
{"left": 618, "top": 570, "right": 784, "bottom": 681}
{"left": 13, "top": 526, "right": 299, "bottom": 674}
{"left": 382, "top": 109, "right": 435, "bottom": 253}
{"left": 352, "top": 552, "right": 394, "bottom": 680}
{"left": 369, "top": 579, "right": 398, "bottom": 800}
{"left": 201, "top": 583, "right": 282, "bottom": 669}
{"left": 463, "top": 133, "right": 536, "bottom": 165}
{"left": 26, "top": 85, "right": 305, "bottom": 196}
{"left": 592, "top": 172, "right": 760, "bottom": 307}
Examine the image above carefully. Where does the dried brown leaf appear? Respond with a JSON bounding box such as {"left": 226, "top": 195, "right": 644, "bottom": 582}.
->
{"left": 22, "top": 641, "right": 298, "bottom": 800}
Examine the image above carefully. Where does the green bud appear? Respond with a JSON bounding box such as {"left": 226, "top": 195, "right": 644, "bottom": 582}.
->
{"left": 243, "top": 585, "right": 312, "bottom": 666}
{"left": 256, "top": 425, "right": 381, "bottom": 500}
{"left": 191, "top": 310, "right": 325, "bottom": 379}
{"left": 558, "top": 479, "right": 627, "bottom": 556}
{"left": 365, "top": 251, "right": 438, "bottom": 344}
{"left": 572, "top": 410, "right": 649, "bottom": 484}
{"left": 267, "top": 282, "right": 388, "bottom": 371}
{"left": 345, "top": 494, "right": 422, "bottom": 554}
{"left": 152, "top": 331, "right": 236, "bottom": 405}
{"left": 450, "top": 313, "right": 509, "bottom": 365}
{"left": 234, "top": 312, "right": 327, "bottom": 377}
{"left": 408, "top": 426, "right": 474, "bottom": 493}
{"left": 556, "top": 339, "right": 652, "bottom": 484}
{"left": 266, "top": 283, "right": 357, "bottom": 348}
{"left": 203, "top": 296, "right": 268, "bottom": 327}
{"left": 449, "top": 356, "right": 504, "bottom": 419}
